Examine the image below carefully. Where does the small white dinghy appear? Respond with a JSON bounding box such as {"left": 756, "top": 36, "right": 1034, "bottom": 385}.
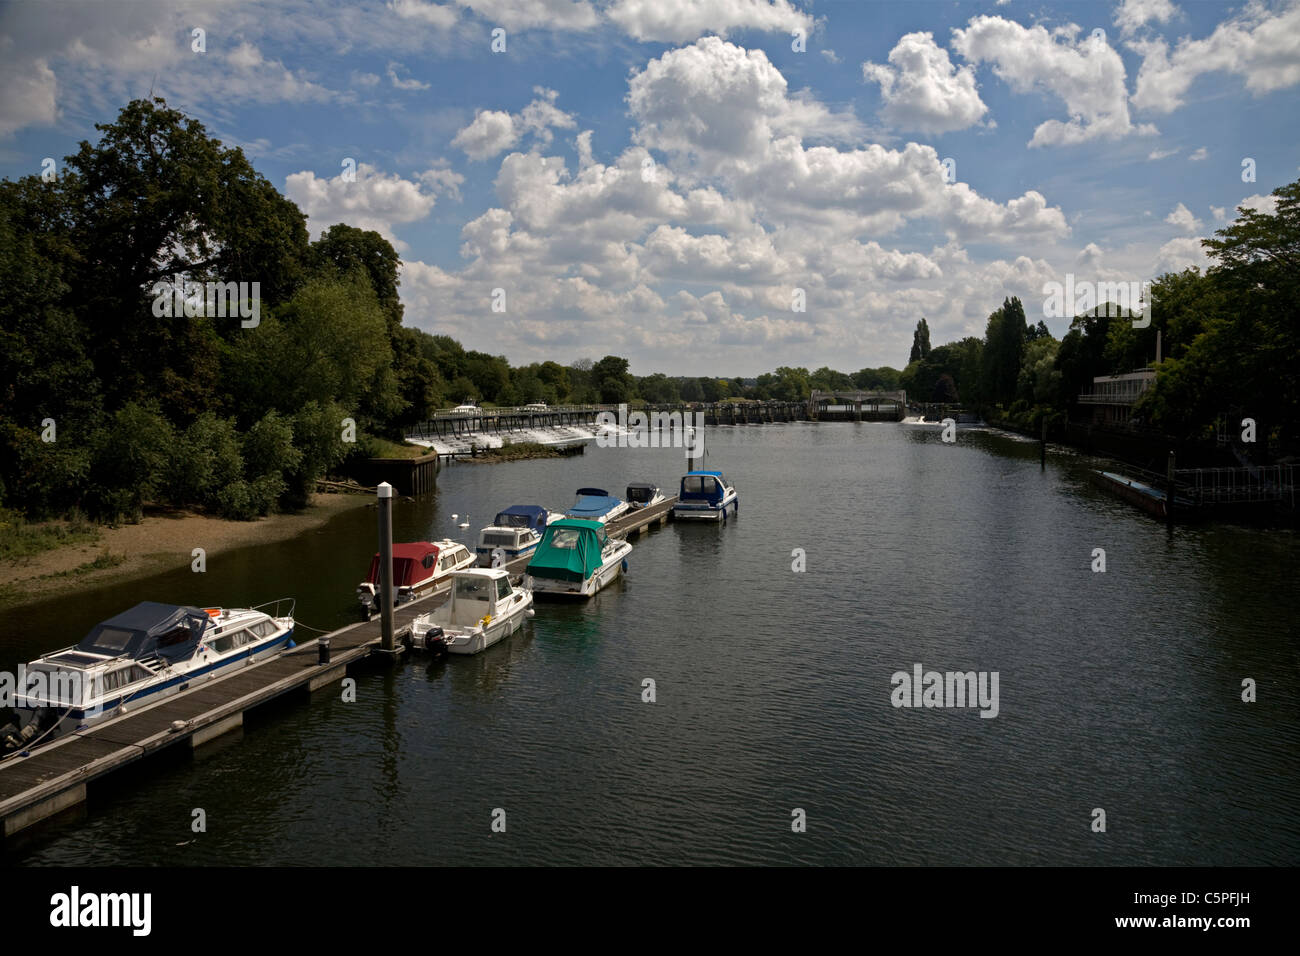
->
{"left": 410, "top": 568, "right": 534, "bottom": 655}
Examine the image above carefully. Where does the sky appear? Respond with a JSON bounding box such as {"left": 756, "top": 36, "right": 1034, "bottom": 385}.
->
{"left": 1, "top": 0, "right": 1297, "bottom": 376}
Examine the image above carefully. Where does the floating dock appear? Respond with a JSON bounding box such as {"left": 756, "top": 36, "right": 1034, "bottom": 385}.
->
{"left": 0, "top": 496, "right": 679, "bottom": 839}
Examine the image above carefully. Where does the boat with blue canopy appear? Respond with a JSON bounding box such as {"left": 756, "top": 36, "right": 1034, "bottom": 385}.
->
{"left": 2, "top": 599, "right": 295, "bottom": 753}
{"left": 526, "top": 518, "right": 633, "bottom": 598}
{"left": 672, "top": 470, "right": 738, "bottom": 521}
{"left": 564, "top": 488, "right": 630, "bottom": 525}
{"left": 476, "top": 504, "right": 556, "bottom": 566}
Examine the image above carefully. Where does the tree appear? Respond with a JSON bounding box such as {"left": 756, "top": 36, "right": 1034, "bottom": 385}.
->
{"left": 980, "top": 297, "right": 1028, "bottom": 406}
{"left": 909, "top": 318, "right": 932, "bottom": 365}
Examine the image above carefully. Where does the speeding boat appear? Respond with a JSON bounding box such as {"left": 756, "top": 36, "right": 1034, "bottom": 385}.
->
{"left": 672, "top": 470, "right": 738, "bottom": 521}
{"left": 1, "top": 600, "right": 295, "bottom": 753}
{"left": 625, "top": 482, "right": 666, "bottom": 509}
{"left": 410, "top": 568, "right": 534, "bottom": 655}
{"left": 526, "top": 518, "right": 633, "bottom": 599}
{"left": 564, "top": 488, "right": 630, "bottom": 525}
{"left": 476, "top": 505, "right": 554, "bottom": 566}
{"left": 356, "top": 540, "right": 474, "bottom": 616}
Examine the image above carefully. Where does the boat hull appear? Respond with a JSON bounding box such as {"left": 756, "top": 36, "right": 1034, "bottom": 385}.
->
{"left": 672, "top": 491, "right": 738, "bottom": 521}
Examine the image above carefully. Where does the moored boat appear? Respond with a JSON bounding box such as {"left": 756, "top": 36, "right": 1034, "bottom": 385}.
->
{"left": 2, "top": 600, "right": 295, "bottom": 753}
{"left": 526, "top": 518, "right": 633, "bottom": 599}
{"left": 564, "top": 488, "right": 630, "bottom": 525}
{"left": 410, "top": 568, "right": 534, "bottom": 655}
{"left": 625, "top": 482, "right": 666, "bottom": 509}
{"left": 476, "top": 505, "right": 554, "bottom": 566}
{"left": 672, "top": 469, "right": 738, "bottom": 521}
{"left": 356, "top": 540, "right": 474, "bottom": 616}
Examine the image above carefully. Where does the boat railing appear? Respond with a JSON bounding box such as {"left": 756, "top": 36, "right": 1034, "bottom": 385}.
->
{"left": 251, "top": 597, "right": 297, "bottom": 622}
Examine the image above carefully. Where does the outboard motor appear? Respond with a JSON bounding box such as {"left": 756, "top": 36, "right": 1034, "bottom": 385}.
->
{"left": 422, "top": 625, "right": 446, "bottom": 654}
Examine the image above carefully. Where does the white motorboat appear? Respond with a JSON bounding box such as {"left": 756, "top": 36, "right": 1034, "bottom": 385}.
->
{"left": 526, "top": 518, "right": 633, "bottom": 599}
{"left": 672, "top": 469, "right": 739, "bottom": 521}
{"left": 356, "top": 539, "right": 474, "bottom": 616}
{"left": 410, "top": 568, "right": 534, "bottom": 655}
{"left": 2, "top": 600, "right": 295, "bottom": 753}
{"left": 625, "top": 482, "right": 666, "bottom": 509}
{"left": 564, "top": 488, "right": 630, "bottom": 525}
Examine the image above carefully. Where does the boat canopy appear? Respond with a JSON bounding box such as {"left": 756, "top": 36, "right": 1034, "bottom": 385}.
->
{"left": 680, "top": 470, "right": 728, "bottom": 503}
{"left": 567, "top": 494, "right": 623, "bottom": 520}
{"left": 367, "top": 542, "right": 438, "bottom": 588}
{"left": 528, "top": 519, "right": 609, "bottom": 581}
{"left": 75, "top": 601, "right": 210, "bottom": 662}
{"left": 626, "top": 482, "right": 659, "bottom": 504}
{"left": 492, "top": 505, "right": 549, "bottom": 534}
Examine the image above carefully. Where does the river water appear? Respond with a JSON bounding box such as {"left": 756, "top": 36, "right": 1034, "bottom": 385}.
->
{"left": 3, "top": 422, "right": 1298, "bottom": 865}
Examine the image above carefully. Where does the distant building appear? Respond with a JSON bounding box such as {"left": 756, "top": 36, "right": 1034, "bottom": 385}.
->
{"left": 1076, "top": 369, "right": 1156, "bottom": 426}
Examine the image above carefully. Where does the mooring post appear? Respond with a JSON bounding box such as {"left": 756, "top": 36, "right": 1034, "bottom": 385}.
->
{"left": 378, "top": 482, "right": 396, "bottom": 652}
{"left": 1165, "top": 451, "right": 1176, "bottom": 526}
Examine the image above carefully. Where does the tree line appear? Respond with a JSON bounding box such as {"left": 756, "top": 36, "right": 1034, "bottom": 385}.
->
{"left": 3, "top": 97, "right": 1295, "bottom": 524}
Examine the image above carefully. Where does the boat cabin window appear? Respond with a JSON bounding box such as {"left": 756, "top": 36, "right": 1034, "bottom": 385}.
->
{"left": 249, "top": 619, "right": 277, "bottom": 638}
{"left": 483, "top": 531, "right": 519, "bottom": 548}
{"left": 549, "top": 528, "right": 581, "bottom": 550}
{"left": 495, "top": 513, "right": 530, "bottom": 529}
{"left": 207, "top": 629, "right": 255, "bottom": 654}
{"left": 455, "top": 577, "right": 492, "bottom": 601}
{"left": 422, "top": 553, "right": 436, "bottom": 569}
{"left": 99, "top": 665, "right": 149, "bottom": 694}
{"left": 496, "top": 576, "right": 512, "bottom": 601}
{"left": 683, "top": 476, "right": 716, "bottom": 495}
{"left": 440, "top": 552, "right": 461, "bottom": 571}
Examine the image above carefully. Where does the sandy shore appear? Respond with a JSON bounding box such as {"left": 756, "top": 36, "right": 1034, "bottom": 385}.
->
{"left": 0, "top": 493, "right": 370, "bottom": 609}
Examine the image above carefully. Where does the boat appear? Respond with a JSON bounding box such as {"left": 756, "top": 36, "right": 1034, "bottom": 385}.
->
{"left": 356, "top": 539, "right": 475, "bottom": 616}
{"left": 1, "top": 600, "right": 295, "bottom": 753}
{"left": 564, "top": 488, "right": 631, "bottom": 525}
{"left": 409, "top": 568, "right": 535, "bottom": 655}
{"left": 672, "top": 469, "right": 738, "bottom": 521}
{"left": 625, "top": 482, "right": 666, "bottom": 510}
{"left": 526, "top": 518, "right": 633, "bottom": 599}
{"left": 476, "top": 505, "right": 555, "bottom": 566}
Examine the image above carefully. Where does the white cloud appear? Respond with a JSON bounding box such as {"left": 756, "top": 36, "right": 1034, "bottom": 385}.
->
{"left": 628, "top": 38, "right": 1065, "bottom": 241}
{"left": 1238, "top": 192, "right": 1279, "bottom": 215}
{"left": 862, "top": 32, "right": 989, "bottom": 134}
{"left": 452, "top": 110, "right": 519, "bottom": 160}
{"left": 606, "top": 0, "right": 814, "bottom": 43}
{"left": 389, "top": 0, "right": 459, "bottom": 29}
{"left": 384, "top": 63, "right": 426, "bottom": 91}
{"left": 1189, "top": 146, "right": 1207, "bottom": 161}
{"left": 452, "top": 89, "right": 575, "bottom": 160}
{"left": 1210, "top": 205, "right": 1226, "bottom": 221}
{"left": 1147, "top": 146, "right": 1179, "bottom": 160}
{"left": 1114, "top": 0, "right": 1178, "bottom": 38}
{"left": 0, "top": 51, "right": 57, "bottom": 137}
{"left": 1165, "top": 202, "right": 1202, "bottom": 232}
{"left": 1154, "top": 236, "right": 1208, "bottom": 273}
{"left": 284, "top": 162, "right": 451, "bottom": 252}
{"left": 821, "top": 49, "right": 841, "bottom": 65}
{"left": 458, "top": 0, "right": 599, "bottom": 31}
{"left": 952, "top": 15, "right": 1157, "bottom": 146}
{"left": 1131, "top": 2, "right": 1300, "bottom": 113}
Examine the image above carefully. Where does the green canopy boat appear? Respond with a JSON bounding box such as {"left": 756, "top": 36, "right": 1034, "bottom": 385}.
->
{"left": 526, "top": 517, "right": 632, "bottom": 597}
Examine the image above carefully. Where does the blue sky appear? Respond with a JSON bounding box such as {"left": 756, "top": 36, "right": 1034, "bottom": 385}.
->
{"left": 2, "top": 0, "right": 1297, "bottom": 375}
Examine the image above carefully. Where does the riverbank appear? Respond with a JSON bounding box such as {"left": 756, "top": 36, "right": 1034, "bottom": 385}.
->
{"left": 0, "top": 493, "right": 371, "bottom": 610}
{"left": 458, "top": 441, "right": 585, "bottom": 464}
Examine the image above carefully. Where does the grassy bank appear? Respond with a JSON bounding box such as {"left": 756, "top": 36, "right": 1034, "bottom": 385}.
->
{"left": 462, "top": 442, "right": 569, "bottom": 463}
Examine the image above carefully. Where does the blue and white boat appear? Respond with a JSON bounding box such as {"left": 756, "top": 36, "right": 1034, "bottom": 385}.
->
{"left": 1, "top": 600, "right": 295, "bottom": 753}
{"left": 476, "top": 505, "right": 555, "bottom": 566}
{"left": 564, "top": 488, "right": 630, "bottom": 525}
{"left": 672, "top": 470, "right": 738, "bottom": 521}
